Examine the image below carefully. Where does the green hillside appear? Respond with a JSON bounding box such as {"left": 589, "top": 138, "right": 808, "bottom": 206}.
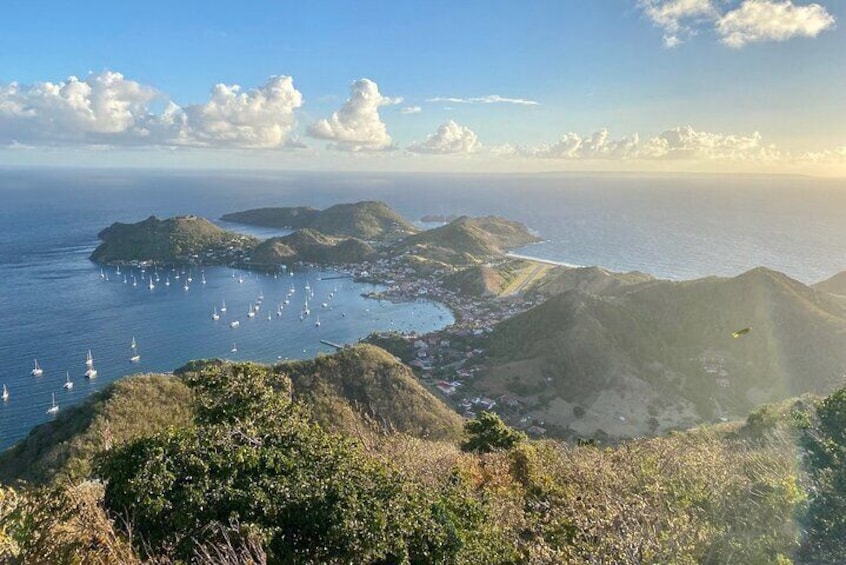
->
{"left": 483, "top": 267, "right": 846, "bottom": 437}
{"left": 3, "top": 367, "right": 830, "bottom": 563}
{"left": 250, "top": 228, "right": 374, "bottom": 266}
{"left": 90, "top": 215, "right": 256, "bottom": 264}
{"left": 398, "top": 215, "right": 540, "bottom": 266}
{"left": 530, "top": 265, "right": 654, "bottom": 297}
{"left": 223, "top": 200, "right": 419, "bottom": 240}
{"left": 0, "top": 374, "right": 194, "bottom": 484}
{"left": 281, "top": 344, "right": 463, "bottom": 440}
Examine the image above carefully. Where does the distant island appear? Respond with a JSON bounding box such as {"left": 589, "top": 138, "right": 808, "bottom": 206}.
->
{"left": 91, "top": 201, "right": 539, "bottom": 272}
{"left": 221, "top": 200, "right": 419, "bottom": 241}
{"left": 420, "top": 214, "right": 459, "bottom": 223}
{"left": 90, "top": 215, "right": 257, "bottom": 265}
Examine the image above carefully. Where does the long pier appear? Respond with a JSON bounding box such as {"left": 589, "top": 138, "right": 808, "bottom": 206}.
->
{"left": 318, "top": 274, "right": 354, "bottom": 281}
{"left": 320, "top": 339, "right": 346, "bottom": 350}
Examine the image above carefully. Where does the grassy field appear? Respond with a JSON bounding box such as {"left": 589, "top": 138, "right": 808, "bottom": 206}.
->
{"left": 499, "top": 261, "right": 552, "bottom": 297}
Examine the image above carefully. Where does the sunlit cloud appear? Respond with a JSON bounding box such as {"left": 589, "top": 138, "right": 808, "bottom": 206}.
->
{"left": 426, "top": 95, "right": 539, "bottom": 106}
{"left": 501, "top": 126, "right": 782, "bottom": 162}
{"left": 0, "top": 71, "right": 305, "bottom": 149}
{"left": 638, "top": 0, "right": 835, "bottom": 47}
{"left": 400, "top": 105, "right": 422, "bottom": 115}
{"left": 171, "top": 75, "right": 304, "bottom": 148}
{"left": 796, "top": 146, "right": 846, "bottom": 163}
{"left": 307, "top": 78, "right": 396, "bottom": 151}
{"left": 407, "top": 121, "right": 481, "bottom": 154}
{"left": 717, "top": 0, "right": 836, "bottom": 48}
{"left": 0, "top": 71, "right": 159, "bottom": 144}
{"left": 638, "top": 0, "right": 719, "bottom": 47}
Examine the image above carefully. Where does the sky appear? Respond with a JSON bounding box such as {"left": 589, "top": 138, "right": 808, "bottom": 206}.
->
{"left": 0, "top": 0, "right": 843, "bottom": 175}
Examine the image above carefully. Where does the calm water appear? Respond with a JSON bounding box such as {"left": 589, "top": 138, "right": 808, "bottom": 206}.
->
{"left": 0, "top": 168, "right": 844, "bottom": 449}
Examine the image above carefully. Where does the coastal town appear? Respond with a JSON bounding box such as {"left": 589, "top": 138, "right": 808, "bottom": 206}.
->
{"left": 348, "top": 254, "right": 554, "bottom": 437}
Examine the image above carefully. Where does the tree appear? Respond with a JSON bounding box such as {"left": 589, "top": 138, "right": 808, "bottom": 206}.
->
{"left": 798, "top": 387, "right": 846, "bottom": 563}
{"left": 462, "top": 412, "right": 525, "bottom": 453}
{"left": 96, "top": 362, "right": 467, "bottom": 563}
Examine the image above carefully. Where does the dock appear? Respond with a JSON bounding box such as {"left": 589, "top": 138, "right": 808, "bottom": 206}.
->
{"left": 320, "top": 339, "right": 346, "bottom": 350}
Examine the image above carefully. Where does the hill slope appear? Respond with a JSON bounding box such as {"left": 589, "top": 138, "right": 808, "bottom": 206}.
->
{"left": 0, "top": 374, "right": 194, "bottom": 484}
{"left": 223, "top": 201, "right": 419, "bottom": 240}
{"left": 398, "top": 215, "right": 540, "bottom": 265}
{"left": 814, "top": 270, "right": 846, "bottom": 296}
{"left": 281, "top": 344, "right": 463, "bottom": 440}
{"left": 483, "top": 267, "right": 846, "bottom": 438}
{"left": 90, "top": 215, "right": 256, "bottom": 264}
{"left": 530, "top": 265, "right": 654, "bottom": 297}
{"left": 250, "top": 228, "right": 374, "bottom": 266}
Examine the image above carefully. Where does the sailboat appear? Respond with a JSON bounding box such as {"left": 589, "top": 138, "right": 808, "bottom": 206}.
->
{"left": 220, "top": 299, "right": 227, "bottom": 313}
{"left": 64, "top": 371, "right": 74, "bottom": 389}
{"left": 201, "top": 273, "right": 207, "bottom": 285}
{"left": 85, "top": 351, "right": 97, "bottom": 378}
{"left": 46, "top": 393, "right": 59, "bottom": 415}
{"left": 212, "top": 306, "right": 220, "bottom": 321}
{"left": 130, "top": 337, "right": 141, "bottom": 362}
{"left": 31, "top": 359, "right": 43, "bottom": 377}
{"left": 165, "top": 276, "right": 171, "bottom": 286}
{"left": 315, "top": 315, "right": 321, "bottom": 327}
{"left": 231, "top": 343, "right": 238, "bottom": 353}
{"left": 2, "top": 385, "right": 8, "bottom": 402}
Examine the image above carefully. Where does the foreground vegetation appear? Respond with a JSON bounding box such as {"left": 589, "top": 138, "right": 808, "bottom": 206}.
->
{"left": 1, "top": 346, "right": 845, "bottom": 563}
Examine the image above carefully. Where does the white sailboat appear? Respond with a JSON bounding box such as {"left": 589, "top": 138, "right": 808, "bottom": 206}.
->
{"left": 231, "top": 343, "right": 238, "bottom": 353}
{"left": 31, "top": 359, "right": 43, "bottom": 377}
{"left": 85, "top": 351, "right": 97, "bottom": 378}
{"left": 130, "top": 337, "right": 141, "bottom": 362}
{"left": 148, "top": 277, "right": 155, "bottom": 290}
{"left": 230, "top": 320, "right": 240, "bottom": 328}
{"left": 64, "top": 371, "right": 73, "bottom": 390}
{"left": 2, "top": 385, "right": 8, "bottom": 402}
{"left": 212, "top": 306, "right": 220, "bottom": 321}
{"left": 315, "top": 315, "right": 321, "bottom": 327}
{"left": 46, "top": 393, "right": 59, "bottom": 415}
{"left": 220, "top": 299, "right": 227, "bottom": 313}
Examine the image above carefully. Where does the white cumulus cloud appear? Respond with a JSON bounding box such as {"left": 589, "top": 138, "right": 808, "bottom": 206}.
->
{"left": 426, "top": 95, "right": 539, "bottom": 106}
{"left": 307, "top": 78, "right": 396, "bottom": 151}
{"left": 170, "top": 75, "right": 303, "bottom": 148}
{"left": 407, "top": 121, "right": 481, "bottom": 154}
{"left": 643, "top": 126, "right": 781, "bottom": 160}
{"left": 0, "top": 71, "right": 306, "bottom": 149}
{"left": 0, "top": 71, "right": 159, "bottom": 144}
{"left": 795, "top": 146, "right": 846, "bottom": 163}
{"left": 716, "top": 0, "right": 836, "bottom": 48}
{"left": 638, "top": 0, "right": 835, "bottom": 47}
{"left": 638, "top": 0, "right": 719, "bottom": 47}
{"left": 505, "top": 126, "right": 781, "bottom": 162}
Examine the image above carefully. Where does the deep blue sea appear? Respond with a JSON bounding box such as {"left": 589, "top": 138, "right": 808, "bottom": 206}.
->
{"left": 0, "top": 168, "right": 844, "bottom": 449}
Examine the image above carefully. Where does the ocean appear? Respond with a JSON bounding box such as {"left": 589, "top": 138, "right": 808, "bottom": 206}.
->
{"left": 0, "top": 168, "right": 844, "bottom": 449}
